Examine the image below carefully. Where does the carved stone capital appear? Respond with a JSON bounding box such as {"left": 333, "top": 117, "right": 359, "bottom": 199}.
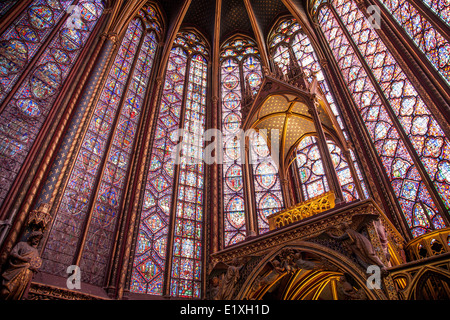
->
{"left": 312, "top": 20, "right": 321, "bottom": 30}
{"left": 319, "top": 58, "right": 329, "bottom": 70}
{"left": 343, "top": 149, "right": 352, "bottom": 158}
{"left": 101, "top": 31, "right": 119, "bottom": 44}
{"left": 155, "top": 76, "right": 164, "bottom": 87}
{"left": 262, "top": 65, "right": 271, "bottom": 77}
{"left": 307, "top": 95, "right": 320, "bottom": 114}
{"left": 27, "top": 203, "right": 52, "bottom": 232}
{"left": 102, "top": 7, "right": 113, "bottom": 14}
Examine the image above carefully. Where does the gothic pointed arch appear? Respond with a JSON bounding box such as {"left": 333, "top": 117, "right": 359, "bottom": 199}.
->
{"left": 408, "top": 266, "right": 450, "bottom": 299}
{"left": 219, "top": 33, "right": 285, "bottom": 245}
{"left": 267, "top": 15, "right": 369, "bottom": 203}
{"left": 0, "top": 0, "right": 449, "bottom": 302}
{"left": 312, "top": 0, "right": 450, "bottom": 237}
{"left": 234, "top": 242, "right": 386, "bottom": 300}
{"left": 130, "top": 27, "right": 209, "bottom": 298}
{"left": 0, "top": 0, "right": 105, "bottom": 211}
{"left": 40, "top": 3, "right": 161, "bottom": 286}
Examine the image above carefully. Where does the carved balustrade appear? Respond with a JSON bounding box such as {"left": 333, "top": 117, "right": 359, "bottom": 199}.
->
{"left": 267, "top": 191, "right": 336, "bottom": 230}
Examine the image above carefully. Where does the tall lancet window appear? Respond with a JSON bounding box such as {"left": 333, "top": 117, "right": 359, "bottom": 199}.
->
{"left": 220, "top": 37, "right": 264, "bottom": 246}
{"left": 376, "top": 0, "right": 449, "bottom": 85}
{"left": 250, "top": 131, "right": 285, "bottom": 234}
{"left": 220, "top": 36, "right": 284, "bottom": 239}
{"left": 315, "top": 0, "right": 449, "bottom": 236}
{"left": 131, "top": 30, "right": 208, "bottom": 299}
{"left": 0, "top": 0, "right": 104, "bottom": 209}
{"left": 269, "top": 17, "right": 368, "bottom": 202}
{"left": 295, "top": 136, "right": 330, "bottom": 200}
{"left": 41, "top": 7, "right": 160, "bottom": 285}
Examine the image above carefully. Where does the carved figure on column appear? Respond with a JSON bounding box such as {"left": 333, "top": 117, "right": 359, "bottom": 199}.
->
{"left": 247, "top": 258, "right": 285, "bottom": 298}
{"left": 279, "top": 249, "right": 297, "bottom": 273}
{"left": 325, "top": 219, "right": 388, "bottom": 274}
{"left": 262, "top": 65, "right": 271, "bottom": 77}
{"left": 373, "top": 217, "right": 391, "bottom": 266}
{"left": 213, "top": 257, "right": 248, "bottom": 300}
{"left": 0, "top": 231, "right": 43, "bottom": 300}
{"left": 396, "top": 240, "right": 408, "bottom": 264}
{"left": 337, "top": 274, "right": 367, "bottom": 300}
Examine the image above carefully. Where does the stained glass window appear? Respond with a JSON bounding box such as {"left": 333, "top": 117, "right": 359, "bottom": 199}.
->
{"left": 250, "top": 132, "right": 284, "bottom": 234}
{"left": 296, "top": 136, "right": 330, "bottom": 200}
{"left": 130, "top": 45, "right": 186, "bottom": 296}
{"left": 243, "top": 55, "right": 263, "bottom": 95}
{"left": 327, "top": 140, "right": 360, "bottom": 201}
{"left": 0, "top": 0, "right": 73, "bottom": 104}
{"left": 421, "top": 0, "right": 450, "bottom": 26}
{"left": 317, "top": 1, "right": 448, "bottom": 236}
{"left": 170, "top": 53, "right": 207, "bottom": 299}
{"left": 377, "top": 0, "right": 450, "bottom": 85}
{"left": 79, "top": 29, "right": 158, "bottom": 285}
{"left": 131, "top": 31, "right": 208, "bottom": 298}
{"left": 221, "top": 57, "right": 246, "bottom": 246}
{"left": 270, "top": 17, "right": 368, "bottom": 201}
{"left": 0, "top": 0, "right": 104, "bottom": 209}
{"left": 334, "top": 0, "right": 450, "bottom": 211}
{"left": 220, "top": 37, "right": 261, "bottom": 246}
{"left": 42, "top": 9, "right": 160, "bottom": 284}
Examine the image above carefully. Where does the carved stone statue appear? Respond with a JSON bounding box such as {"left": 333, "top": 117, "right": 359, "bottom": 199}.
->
{"left": 337, "top": 275, "right": 367, "bottom": 300}
{"left": 373, "top": 217, "right": 391, "bottom": 266}
{"left": 397, "top": 240, "right": 408, "bottom": 264}
{"left": 293, "top": 252, "right": 321, "bottom": 271}
{"left": 277, "top": 249, "right": 297, "bottom": 274}
{"left": 213, "top": 257, "right": 247, "bottom": 300}
{"left": 208, "top": 276, "right": 221, "bottom": 299}
{"left": 247, "top": 259, "right": 284, "bottom": 298}
{"left": 0, "top": 231, "right": 43, "bottom": 300}
{"left": 326, "top": 222, "right": 387, "bottom": 274}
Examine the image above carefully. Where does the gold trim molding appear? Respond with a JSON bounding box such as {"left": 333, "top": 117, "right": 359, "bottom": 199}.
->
{"left": 268, "top": 191, "right": 336, "bottom": 230}
{"left": 211, "top": 198, "right": 404, "bottom": 265}
{"left": 405, "top": 227, "right": 450, "bottom": 261}
{"left": 27, "top": 282, "right": 108, "bottom": 300}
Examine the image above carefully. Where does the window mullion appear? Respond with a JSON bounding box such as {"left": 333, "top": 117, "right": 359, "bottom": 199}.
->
{"left": 163, "top": 53, "right": 192, "bottom": 296}
{"left": 325, "top": 3, "right": 449, "bottom": 232}
{"left": 72, "top": 24, "right": 147, "bottom": 268}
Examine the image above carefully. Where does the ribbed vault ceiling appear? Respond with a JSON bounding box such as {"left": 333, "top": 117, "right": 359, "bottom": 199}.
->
{"left": 156, "top": 0, "right": 300, "bottom": 44}
{"left": 248, "top": 93, "right": 337, "bottom": 173}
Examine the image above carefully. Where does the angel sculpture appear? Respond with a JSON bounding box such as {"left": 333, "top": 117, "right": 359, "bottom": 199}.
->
{"left": 210, "top": 256, "right": 249, "bottom": 300}
{"left": 324, "top": 215, "right": 388, "bottom": 275}
{"left": 337, "top": 275, "right": 367, "bottom": 300}
{"left": 277, "top": 249, "right": 298, "bottom": 274}
{"left": 293, "top": 252, "right": 321, "bottom": 271}
{"left": 247, "top": 258, "right": 285, "bottom": 298}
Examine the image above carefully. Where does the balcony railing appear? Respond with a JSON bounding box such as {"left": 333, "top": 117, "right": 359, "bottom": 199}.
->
{"left": 267, "top": 191, "right": 336, "bottom": 230}
{"left": 404, "top": 227, "right": 450, "bottom": 260}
